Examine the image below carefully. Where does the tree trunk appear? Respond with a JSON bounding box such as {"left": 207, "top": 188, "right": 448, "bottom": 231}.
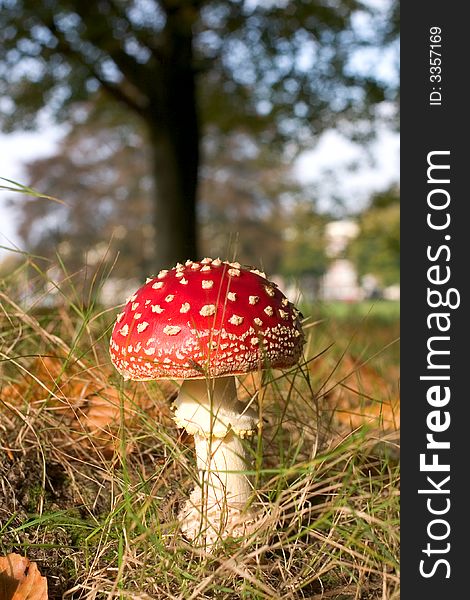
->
{"left": 146, "top": 6, "right": 200, "bottom": 271}
{"left": 148, "top": 120, "right": 199, "bottom": 270}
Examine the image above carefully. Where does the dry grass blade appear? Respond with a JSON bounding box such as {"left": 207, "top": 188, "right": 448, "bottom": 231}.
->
{"left": 0, "top": 177, "right": 65, "bottom": 205}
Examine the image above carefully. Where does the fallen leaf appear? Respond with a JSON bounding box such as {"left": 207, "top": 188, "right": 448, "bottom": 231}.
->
{"left": 0, "top": 355, "right": 176, "bottom": 456}
{"left": 0, "top": 553, "right": 48, "bottom": 600}
{"left": 320, "top": 354, "right": 400, "bottom": 431}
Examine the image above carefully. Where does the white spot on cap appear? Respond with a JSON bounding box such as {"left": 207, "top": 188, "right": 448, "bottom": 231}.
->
{"left": 229, "top": 314, "right": 244, "bottom": 325}
{"left": 251, "top": 337, "right": 260, "bottom": 345}
{"left": 228, "top": 268, "right": 240, "bottom": 277}
{"left": 250, "top": 268, "right": 266, "bottom": 278}
{"left": 185, "top": 259, "right": 193, "bottom": 266}
{"left": 264, "top": 306, "right": 274, "bottom": 316}
{"left": 152, "top": 281, "right": 164, "bottom": 290}
{"left": 281, "top": 298, "right": 289, "bottom": 307}
{"left": 175, "top": 271, "right": 184, "bottom": 278}
{"left": 201, "top": 265, "right": 211, "bottom": 272}
{"left": 116, "top": 312, "right": 124, "bottom": 323}
{"left": 137, "top": 322, "right": 149, "bottom": 333}
{"left": 165, "top": 294, "right": 175, "bottom": 303}
{"left": 279, "top": 309, "right": 289, "bottom": 320}
{"left": 120, "top": 324, "right": 129, "bottom": 336}
{"left": 265, "top": 285, "right": 275, "bottom": 297}
{"left": 191, "top": 263, "right": 200, "bottom": 270}
{"left": 163, "top": 325, "right": 181, "bottom": 336}
{"left": 145, "top": 299, "right": 151, "bottom": 305}
{"left": 157, "top": 270, "right": 168, "bottom": 279}
{"left": 212, "top": 258, "right": 222, "bottom": 266}
{"left": 200, "top": 304, "right": 216, "bottom": 316}
{"left": 131, "top": 302, "right": 139, "bottom": 311}
{"left": 229, "top": 261, "right": 241, "bottom": 269}
{"left": 134, "top": 313, "right": 142, "bottom": 320}
{"left": 180, "top": 303, "right": 190, "bottom": 313}
{"left": 254, "top": 317, "right": 263, "bottom": 326}
{"left": 202, "top": 280, "right": 214, "bottom": 289}
{"left": 144, "top": 347, "right": 156, "bottom": 356}
{"left": 179, "top": 278, "right": 188, "bottom": 285}
{"left": 201, "top": 257, "right": 213, "bottom": 264}
{"left": 249, "top": 295, "right": 259, "bottom": 305}
{"left": 227, "top": 292, "right": 237, "bottom": 301}
{"left": 151, "top": 305, "right": 164, "bottom": 313}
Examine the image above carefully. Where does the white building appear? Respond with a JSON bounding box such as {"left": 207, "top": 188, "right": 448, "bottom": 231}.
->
{"left": 325, "top": 220, "right": 359, "bottom": 258}
{"left": 322, "top": 259, "right": 362, "bottom": 301}
{"left": 321, "top": 220, "right": 362, "bottom": 301}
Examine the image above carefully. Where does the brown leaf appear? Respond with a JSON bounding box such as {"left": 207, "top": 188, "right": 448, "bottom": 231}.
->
{"left": 0, "top": 354, "right": 176, "bottom": 456}
{"left": 322, "top": 354, "right": 399, "bottom": 430}
{"left": 0, "top": 554, "right": 48, "bottom": 600}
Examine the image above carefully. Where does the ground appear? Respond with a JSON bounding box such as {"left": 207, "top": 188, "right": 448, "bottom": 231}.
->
{"left": 0, "top": 299, "right": 399, "bottom": 599}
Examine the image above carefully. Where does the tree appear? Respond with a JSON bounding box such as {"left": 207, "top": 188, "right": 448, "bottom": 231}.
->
{"left": 1, "top": 0, "right": 399, "bottom": 269}
{"left": 12, "top": 101, "right": 155, "bottom": 281}
{"left": 347, "top": 185, "right": 400, "bottom": 287}
{"left": 279, "top": 202, "right": 329, "bottom": 278}
{"left": 11, "top": 104, "right": 312, "bottom": 280}
{"left": 199, "top": 128, "right": 297, "bottom": 273}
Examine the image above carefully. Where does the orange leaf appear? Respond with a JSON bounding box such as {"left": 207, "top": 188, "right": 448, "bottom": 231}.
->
{"left": 0, "top": 554, "right": 48, "bottom": 600}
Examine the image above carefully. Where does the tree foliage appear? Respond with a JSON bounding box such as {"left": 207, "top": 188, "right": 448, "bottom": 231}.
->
{"left": 1, "top": 0, "right": 399, "bottom": 269}
{"left": 1, "top": 0, "right": 398, "bottom": 134}
{"left": 199, "top": 129, "right": 301, "bottom": 273}
{"left": 11, "top": 103, "right": 329, "bottom": 281}
{"left": 279, "top": 202, "right": 329, "bottom": 280}
{"left": 12, "top": 102, "right": 155, "bottom": 281}
{"left": 347, "top": 185, "right": 400, "bottom": 287}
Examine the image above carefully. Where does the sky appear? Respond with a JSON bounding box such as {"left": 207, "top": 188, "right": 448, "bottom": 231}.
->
{"left": 294, "top": 125, "right": 399, "bottom": 214}
{"left": 0, "top": 126, "right": 66, "bottom": 255}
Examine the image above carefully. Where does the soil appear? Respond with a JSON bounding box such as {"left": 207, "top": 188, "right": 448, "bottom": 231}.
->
{"left": 0, "top": 449, "right": 111, "bottom": 599}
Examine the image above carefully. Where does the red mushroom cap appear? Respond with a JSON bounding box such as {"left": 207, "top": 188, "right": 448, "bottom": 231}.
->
{"left": 109, "top": 258, "right": 305, "bottom": 380}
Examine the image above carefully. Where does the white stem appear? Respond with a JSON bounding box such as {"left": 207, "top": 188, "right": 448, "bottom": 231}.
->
{"left": 173, "top": 377, "right": 257, "bottom": 438}
{"left": 173, "top": 377, "right": 258, "bottom": 516}
{"left": 193, "top": 431, "right": 253, "bottom": 511}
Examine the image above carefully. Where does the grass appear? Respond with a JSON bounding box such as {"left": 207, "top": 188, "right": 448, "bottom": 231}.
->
{"left": 0, "top": 256, "right": 400, "bottom": 599}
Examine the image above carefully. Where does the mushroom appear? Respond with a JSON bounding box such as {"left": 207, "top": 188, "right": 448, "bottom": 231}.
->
{"left": 109, "top": 258, "right": 305, "bottom": 545}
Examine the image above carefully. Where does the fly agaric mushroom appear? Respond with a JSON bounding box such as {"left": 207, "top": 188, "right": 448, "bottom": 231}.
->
{"left": 109, "top": 258, "right": 305, "bottom": 544}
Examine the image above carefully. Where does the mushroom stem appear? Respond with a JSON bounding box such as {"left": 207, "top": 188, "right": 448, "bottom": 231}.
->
{"left": 193, "top": 431, "right": 253, "bottom": 511}
{"left": 173, "top": 377, "right": 258, "bottom": 539}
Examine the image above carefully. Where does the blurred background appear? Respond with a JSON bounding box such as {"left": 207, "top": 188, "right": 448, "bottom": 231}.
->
{"left": 0, "top": 0, "right": 399, "bottom": 308}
